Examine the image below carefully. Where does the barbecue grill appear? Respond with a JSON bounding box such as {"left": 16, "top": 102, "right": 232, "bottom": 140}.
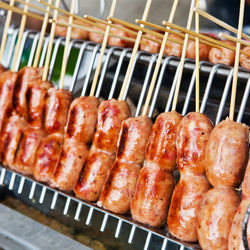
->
{"left": 0, "top": 5, "right": 249, "bottom": 250}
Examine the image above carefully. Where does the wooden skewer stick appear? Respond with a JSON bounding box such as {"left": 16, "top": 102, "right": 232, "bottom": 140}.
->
{"left": 162, "top": 21, "right": 249, "bottom": 56}
{"left": 11, "top": 0, "right": 30, "bottom": 72}
{"left": 118, "top": 0, "right": 152, "bottom": 101}
{"left": 141, "top": 0, "right": 179, "bottom": 116}
{"left": 194, "top": 7, "right": 250, "bottom": 41}
{"left": 89, "top": 0, "right": 117, "bottom": 97}
{"left": 42, "top": 0, "right": 60, "bottom": 81}
{"left": 0, "top": 1, "right": 44, "bottom": 21}
{"left": 33, "top": 0, "right": 53, "bottom": 68}
{"left": 15, "top": 0, "right": 53, "bottom": 15}
{"left": 58, "top": 0, "right": 75, "bottom": 90}
{"left": 171, "top": 0, "right": 195, "bottom": 111}
{"left": 195, "top": 0, "right": 199, "bottom": 113}
{"left": 0, "top": 0, "right": 15, "bottom": 63}
{"left": 219, "top": 32, "right": 250, "bottom": 47}
{"left": 229, "top": 0, "right": 245, "bottom": 121}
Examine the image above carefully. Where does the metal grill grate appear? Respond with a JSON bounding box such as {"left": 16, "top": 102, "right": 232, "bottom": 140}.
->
{"left": 0, "top": 27, "right": 250, "bottom": 250}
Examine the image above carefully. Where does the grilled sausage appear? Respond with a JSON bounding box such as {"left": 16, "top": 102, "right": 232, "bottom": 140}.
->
{"left": 164, "top": 33, "right": 184, "bottom": 57}
{"left": 55, "top": 16, "right": 89, "bottom": 40}
{"left": 0, "top": 71, "right": 17, "bottom": 133}
{"left": 208, "top": 40, "right": 235, "bottom": 66}
{"left": 89, "top": 23, "right": 105, "bottom": 44}
{"left": 167, "top": 112, "right": 213, "bottom": 242}
{"left": 74, "top": 99, "right": 130, "bottom": 201}
{"left": 130, "top": 111, "right": 182, "bottom": 227}
{"left": 52, "top": 96, "right": 99, "bottom": 191}
{"left": 240, "top": 45, "right": 250, "bottom": 69}
{"left": 186, "top": 38, "right": 211, "bottom": 61}
{"left": 198, "top": 187, "right": 240, "bottom": 250}
{"left": 33, "top": 133, "right": 63, "bottom": 183}
{"left": 0, "top": 64, "right": 6, "bottom": 74}
{"left": 97, "top": 116, "right": 152, "bottom": 214}
{"left": 228, "top": 158, "right": 250, "bottom": 250}
{"left": 27, "top": 80, "right": 52, "bottom": 128}
{"left": 0, "top": 115, "right": 27, "bottom": 166}
{"left": 44, "top": 88, "right": 72, "bottom": 134}
{"left": 65, "top": 96, "right": 99, "bottom": 143}
{"left": 140, "top": 32, "right": 162, "bottom": 54}
{"left": 12, "top": 127, "right": 45, "bottom": 175}
{"left": 206, "top": 119, "right": 249, "bottom": 188}
{"left": 52, "top": 138, "right": 89, "bottom": 190}
{"left": 13, "top": 66, "right": 43, "bottom": 120}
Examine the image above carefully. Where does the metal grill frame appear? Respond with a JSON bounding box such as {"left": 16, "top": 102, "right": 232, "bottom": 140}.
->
{"left": 0, "top": 27, "right": 249, "bottom": 250}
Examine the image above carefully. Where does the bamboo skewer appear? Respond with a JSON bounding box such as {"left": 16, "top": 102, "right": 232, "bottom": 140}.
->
{"left": 171, "top": 0, "right": 195, "bottom": 111}
{"left": 162, "top": 21, "right": 249, "bottom": 56}
{"left": 219, "top": 32, "right": 250, "bottom": 47}
{"left": 118, "top": 0, "right": 152, "bottom": 101}
{"left": 195, "top": 0, "right": 199, "bottom": 113}
{"left": 15, "top": 0, "right": 52, "bottom": 15}
{"left": 58, "top": 0, "right": 75, "bottom": 90}
{"left": 33, "top": 0, "right": 53, "bottom": 68}
{"left": 0, "top": 0, "right": 15, "bottom": 63}
{"left": 194, "top": 7, "right": 250, "bottom": 41}
{"left": 11, "top": 0, "right": 30, "bottom": 72}
{"left": 89, "top": 0, "right": 117, "bottom": 97}
{"left": 141, "top": 0, "right": 179, "bottom": 116}
{"left": 42, "top": 0, "right": 60, "bottom": 81}
{"left": 229, "top": 0, "right": 245, "bottom": 121}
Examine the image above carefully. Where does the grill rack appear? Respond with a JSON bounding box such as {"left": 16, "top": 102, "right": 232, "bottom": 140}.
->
{"left": 0, "top": 27, "right": 250, "bottom": 250}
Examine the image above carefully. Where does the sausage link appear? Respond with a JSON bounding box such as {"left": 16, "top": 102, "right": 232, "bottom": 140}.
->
{"left": 198, "top": 187, "right": 240, "bottom": 250}
{"left": 44, "top": 88, "right": 72, "bottom": 134}
{"left": 12, "top": 127, "right": 45, "bottom": 175}
{"left": 208, "top": 40, "right": 235, "bottom": 66}
{"left": 13, "top": 66, "right": 43, "bottom": 120}
{"left": 89, "top": 24, "right": 104, "bottom": 44}
{"left": 98, "top": 116, "right": 152, "bottom": 214}
{"left": 186, "top": 38, "right": 211, "bottom": 61}
{"left": 0, "top": 115, "right": 27, "bottom": 166}
{"left": 131, "top": 111, "right": 182, "bottom": 227}
{"left": 74, "top": 99, "right": 130, "bottom": 201}
{"left": 228, "top": 158, "right": 250, "bottom": 250}
{"left": 33, "top": 133, "right": 63, "bottom": 183}
{"left": 167, "top": 112, "right": 213, "bottom": 242}
{"left": 164, "top": 34, "right": 184, "bottom": 57}
{"left": 0, "top": 71, "right": 17, "bottom": 134}
{"left": 206, "top": 119, "right": 248, "bottom": 188}
{"left": 0, "top": 64, "right": 6, "bottom": 74}
{"left": 65, "top": 96, "right": 99, "bottom": 143}
{"left": 240, "top": 46, "right": 250, "bottom": 69}
{"left": 27, "top": 80, "right": 52, "bottom": 128}
{"left": 52, "top": 138, "right": 89, "bottom": 191}
{"left": 140, "top": 32, "right": 162, "bottom": 54}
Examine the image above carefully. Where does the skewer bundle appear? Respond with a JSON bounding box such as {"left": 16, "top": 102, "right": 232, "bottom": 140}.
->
{"left": 0, "top": 1, "right": 249, "bottom": 249}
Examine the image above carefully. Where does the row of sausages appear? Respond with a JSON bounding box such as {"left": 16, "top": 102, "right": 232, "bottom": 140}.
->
{"left": 0, "top": 65, "right": 249, "bottom": 249}
{"left": 55, "top": 16, "right": 250, "bottom": 70}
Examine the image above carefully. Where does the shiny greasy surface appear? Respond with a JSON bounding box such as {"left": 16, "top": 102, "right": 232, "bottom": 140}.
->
{"left": 65, "top": 96, "right": 99, "bottom": 143}
{"left": 165, "top": 34, "right": 184, "bottom": 57}
{"left": 98, "top": 116, "right": 152, "bottom": 214}
{"left": 0, "top": 71, "right": 17, "bottom": 134}
{"left": 186, "top": 38, "right": 211, "bottom": 61}
{"left": 167, "top": 112, "right": 213, "bottom": 242}
{"left": 44, "top": 88, "right": 72, "bottom": 134}
{"left": 27, "top": 80, "right": 52, "bottom": 128}
{"left": 228, "top": 159, "right": 250, "bottom": 250}
{"left": 208, "top": 40, "right": 235, "bottom": 66}
{"left": 33, "top": 133, "right": 63, "bottom": 183}
{"left": 131, "top": 111, "right": 182, "bottom": 227}
{"left": 12, "top": 127, "right": 45, "bottom": 175}
{"left": 74, "top": 99, "right": 130, "bottom": 202}
{"left": 13, "top": 67, "right": 43, "bottom": 120}
{"left": 0, "top": 115, "right": 27, "bottom": 166}
{"left": 198, "top": 187, "right": 240, "bottom": 250}
{"left": 206, "top": 119, "right": 249, "bottom": 188}
{"left": 140, "top": 32, "right": 162, "bottom": 54}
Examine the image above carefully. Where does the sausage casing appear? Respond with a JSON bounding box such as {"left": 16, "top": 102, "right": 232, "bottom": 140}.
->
{"left": 164, "top": 34, "right": 184, "bottom": 57}
{"left": 98, "top": 116, "right": 152, "bottom": 214}
{"left": 44, "top": 88, "right": 72, "bottom": 134}
{"left": 206, "top": 119, "right": 249, "bottom": 187}
{"left": 33, "top": 133, "right": 63, "bottom": 183}
{"left": 239, "top": 45, "right": 250, "bottom": 69}
{"left": 140, "top": 32, "right": 162, "bottom": 54}
{"left": 74, "top": 99, "right": 130, "bottom": 201}
{"left": 198, "top": 187, "right": 240, "bottom": 250}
